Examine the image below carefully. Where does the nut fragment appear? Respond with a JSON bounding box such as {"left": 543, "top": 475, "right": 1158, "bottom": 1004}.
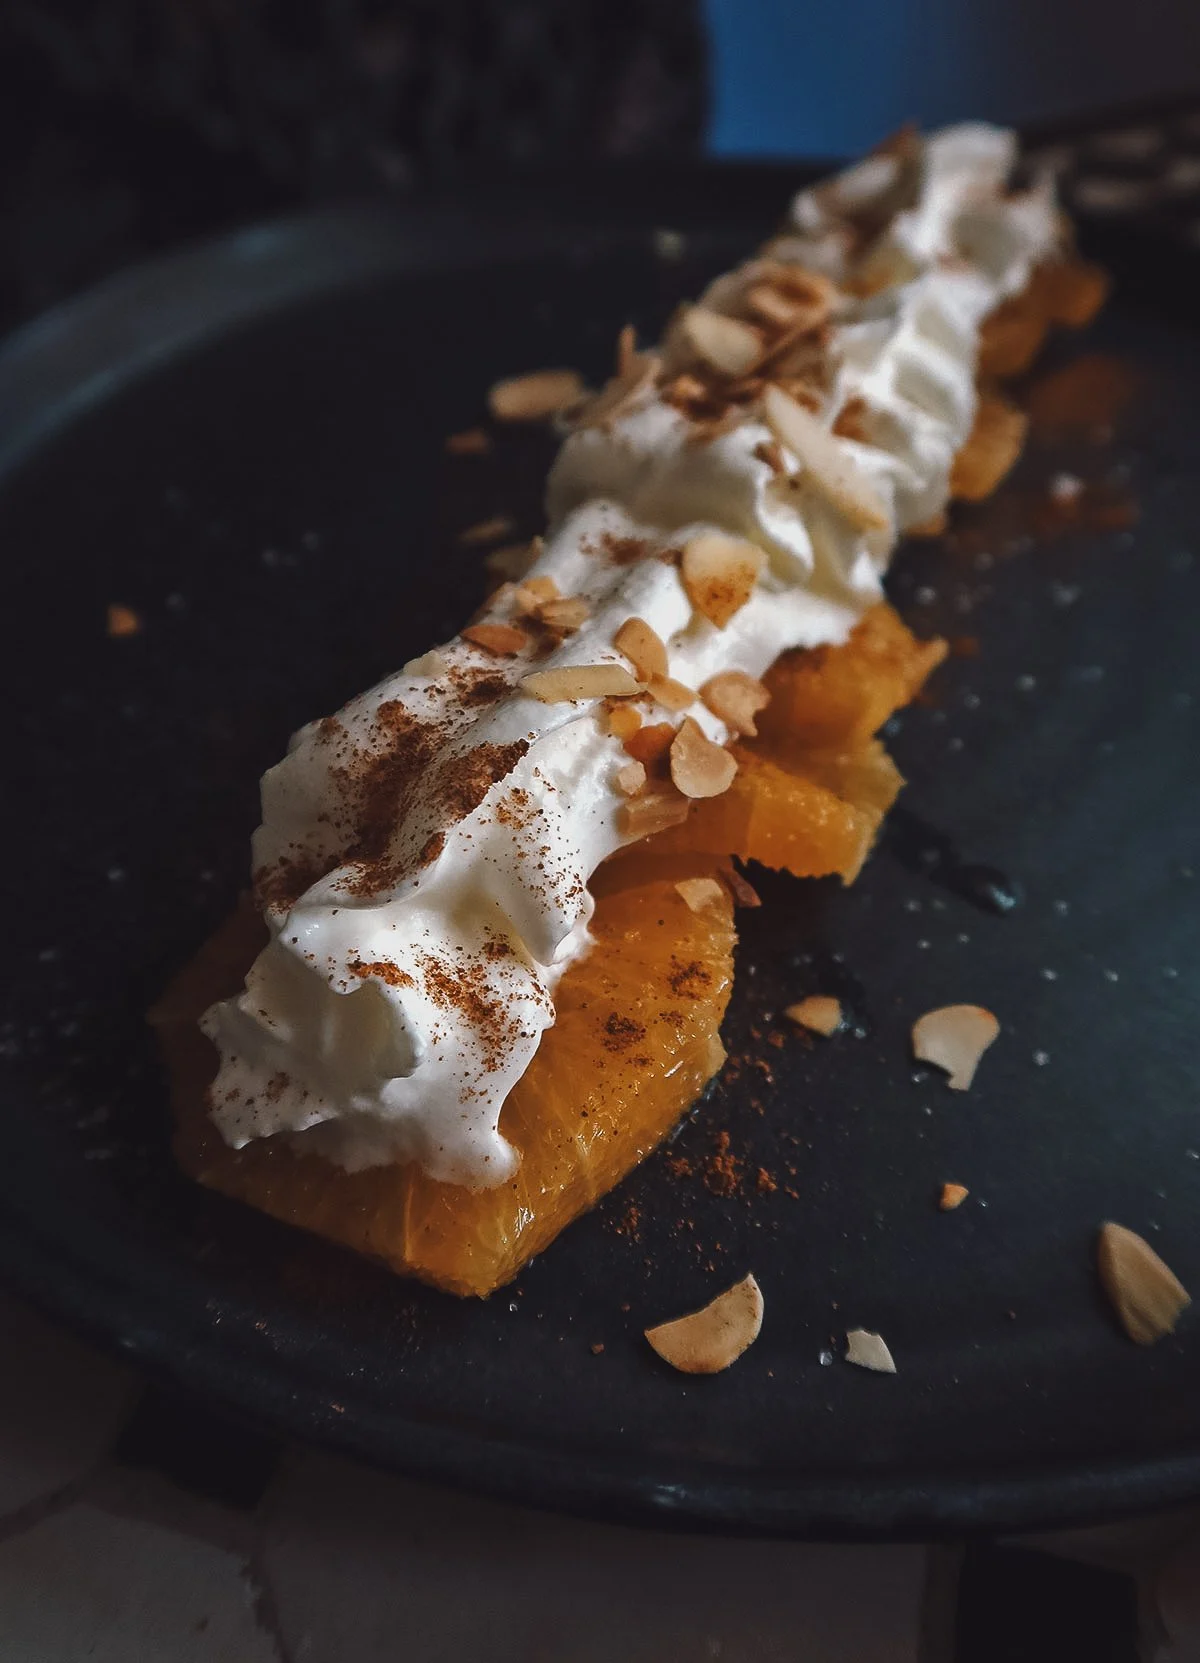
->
{"left": 912, "top": 1005, "right": 1000, "bottom": 1091}
{"left": 461, "top": 622, "right": 528, "bottom": 656}
{"left": 537, "top": 596, "right": 590, "bottom": 635}
{"left": 444, "top": 427, "right": 491, "bottom": 455}
{"left": 618, "top": 787, "right": 691, "bottom": 838}
{"left": 722, "top": 868, "right": 761, "bottom": 908}
{"left": 1098, "top": 1222, "right": 1191, "bottom": 1345}
{"left": 488, "top": 368, "right": 584, "bottom": 421}
{"left": 681, "top": 533, "right": 766, "bottom": 629}
{"left": 785, "top": 996, "right": 842, "bottom": 1037}
{"left": 458, "top": 514, "right": 516, "bottom": 546}
{"left": 845, "top": 1329, "right": 897, "bottom": 1373}
{"left": 613, "top": 761, "right": 647, "bottom": 797}
{"left": 606, "top": 703, "right": 642, "bottom": 740}
{"left": 106, "top": 603, "right": 141, "bottom": 637}
{"left": 763, "top": 384, "right": 891, "bottom": 533}
{"left": 624, "top": 722, "right": 676, "bottom": 768}
{"left": 648, "top": 675, "right": 696, "bottom": 713}
{"left": 939, "top": 1183, "right": 969, "bottom": 1212}
{"left": 616, "top": 323, "right": 637, "bottom": 375}
{"left": 644, "top": 1274, "right": 764, "bottom": 1374}
{"left": 403, "top": 649, "right": 449, "bottom": 677}
{"left": 572, "top": 353, "right": 661, "bottom": 430}
{"left": 670, "top": 718, "right": 738, "bottom": 799}
{"left": 680, "top": 306, "right": 762, "bottom": 378}
{"left": 484, "top": 538, "right": 540, "bottom": 582}
{"left": 521, "top": 664, "right": 642, "bottom": 702}
{"left": 675, "top": 876, "right": 726, "bottom": 913}
{"left": 701, "top": 670, "right": 770, "bottom": 736}
{"left": 512, "top": 574, "right": 560, "bottom": 613}
{"left": 614, "top": 616, "right": 668, "bottom": 681}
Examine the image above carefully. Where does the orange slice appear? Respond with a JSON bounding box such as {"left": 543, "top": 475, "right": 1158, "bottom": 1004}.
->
{"left": 159, "top": 852, "right": 734, "bottom": 1298}
{"left": 978, "top": 255, "right": 1108, "bottom": 379}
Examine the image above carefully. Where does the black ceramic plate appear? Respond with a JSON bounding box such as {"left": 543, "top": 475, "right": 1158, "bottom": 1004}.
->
{"left": 1, "top": 165, "right": 1198, "bottom": 1539}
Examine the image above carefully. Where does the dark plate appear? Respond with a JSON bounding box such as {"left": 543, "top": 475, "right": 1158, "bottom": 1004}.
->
{"left": 1, "top": 165, "right": 1198, "bottom": 1539}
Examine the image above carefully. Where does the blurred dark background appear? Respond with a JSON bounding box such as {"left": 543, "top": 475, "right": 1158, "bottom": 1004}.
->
{"left": 1, "top": 0, "right": 1199, "bottom": 333}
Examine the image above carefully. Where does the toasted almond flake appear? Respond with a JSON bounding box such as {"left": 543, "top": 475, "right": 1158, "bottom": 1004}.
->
{"left": 537, "top": 596, "right": 590, "bottom": 635}
{"left": 752, "top": 437, "right": 787, "bottom": 476}
{"left": 763, "top": 384, "right": 891, "bottom": 534}
{"left": 461, "top": 622, "right": 528, "bottom": 656}
{"left": 745, "top": 283, "right": 807, "bottom": 329}
{"left": 644, "top": 1274, "right": 764, "bottom": 1374}
{"left": 403, "top": 649, "right": 449, "bottom": 677}
{"left": 614, "top": 616, "right": 668, "bottom": 681}
{"left": 484, "top": 538, "right": 540, "bottom": 582}
{"left": 624, "top": 721, "right": 676, "bottom": 767}
{"left": 458, "top": 514, "right": 515, "bottom": 546}
{"left": 648, "top": 674, "right": 696, "bottom": 713}
{"left": 670, "top": 717, "right": 738, "bottom": 800}
{"left": 488, "top": 368, "right": 584, "bottom": 421}
{"left": 675, "top": 876, "right": 726, "bottom": 913}
{"left": 614, "top": 760, "right": 647, "bottom": 797}
{"left": 606, "top": 703, "right": 642, "bottom": 740}
{"left": 722, "top": 868, "right": 761, "bottom": 908}
{"left": 701, "top": 670, "right": 770, "bottom": 737}
{"left": 512, "top": 574, "right": 560, "bottom": 613}
{"left": 664, "top": 371, "right": 708, "bottom": 404}
{"left": 572, "top": 353, "right": 661, "bottom": 430}
{"left": 106, "top": 603, "right": 141, "bottom": 638}
{"left": 616, "top": 323, "right": 637, "bottom": 376}
{"left": 845, "top": 1329, "right": 897, "bottom": 1373}
{"left": 1098, "top": 1223, "right": 1191, "bottom": 1345}
{"left": 618, "top": 787, "right": 691, "bottom": 838}
{"left": 912, "top": 1005, "right": 1000, "bottom": 1091}
{"left": 444, "top": 427, "right": 491, "bottom": 455}
{"left": 785, "top": 996, "right": 842, "bottom": 1037}
{"left": 681, "top": 532, "right": 765, "bottom": 629}
{"left": 939, "top": 1183, "right": 969, "bottom": 1212}
{"left": 680, "top": 306, "right": 762, "bottom": 378}
{"left": 521, "top": 664, "right": 643, "bottom": 702}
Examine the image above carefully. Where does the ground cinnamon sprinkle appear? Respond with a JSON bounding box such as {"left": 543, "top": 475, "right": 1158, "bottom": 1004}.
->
{"left": 667, "top": 959, "right": 712, "bottom": 999}
{"left": 436, "top": 740, "right": 529, "bottom": 824}
{"left": 349, "top": 959, "right": 416, "bottom": 989}
{"left": 602, "top": 1012, "right": 647, "bottom": 1051}
{"left": 702, "top": 1129, "right": 742, "bottom": 1197}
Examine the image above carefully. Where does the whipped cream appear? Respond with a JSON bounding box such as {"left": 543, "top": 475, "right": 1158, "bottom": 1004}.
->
{"left": 202, "top": 124, "right": 1064, "bottom": 1188}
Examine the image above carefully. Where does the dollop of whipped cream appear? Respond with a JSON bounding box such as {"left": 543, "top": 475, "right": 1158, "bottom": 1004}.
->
{"left": 202, "top": 123, "right": 1063, "bottom": 1188}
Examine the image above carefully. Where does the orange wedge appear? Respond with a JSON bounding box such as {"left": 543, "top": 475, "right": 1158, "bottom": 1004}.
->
{"left": 978, "top": 255, "right": 1108, "bottom": 379}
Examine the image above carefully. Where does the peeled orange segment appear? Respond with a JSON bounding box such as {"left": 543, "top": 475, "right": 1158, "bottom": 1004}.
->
{"left": 160, "top": 857, "right": 735, "bottom": 1299}
{"left": 756, "top": 604, "right": 947, "bottom": 751}
{"left": 645, "top": 740, "right": 902, "bottom": 882}
{"left": 978, "top": 256, "right": 1108, "bottom": 378}
{"left": 949, "top": 390, "right": 1029, "bottom": 503}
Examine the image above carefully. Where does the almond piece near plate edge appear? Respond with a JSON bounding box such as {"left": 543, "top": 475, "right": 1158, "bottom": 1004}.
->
{"left": 488, "top": 368, "right": 585, "bottom": 422}
{"left": 1097, "top": 1222, "right": 1191, "bottom": 1345}
{"left": 681, "top": 533, "right": 766, "bottom": 629}
{"left": 644, "top": 1274, "right": 765, "bottom": 1374}
{"left": 912, "top": 1005, "right": 999, "bottom": 1090}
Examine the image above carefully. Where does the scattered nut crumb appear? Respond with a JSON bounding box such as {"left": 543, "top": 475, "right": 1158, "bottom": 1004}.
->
{"left": 1097, "top": 1222, "right": 1191, "bottom": 1345}
{"left": 648, "top": 674, "right": 697, "bottom": 712}
{"left": 912, "top": 1005, "right": 1000, "bottom": 1090}
{"left": 644, "top": 1274, "right": 764, "bottom": 1374}
{"left": 445, "top": 427, "right": 491, "bottom": 455}
{"left": 607, "top": 703, "right": 642, "bottom": 740}
{"left": 670, "top": 718, "right": 738, "bottom": 799}
{"left": 107, "top": 604, "right": 141, "bottom": 637}
{"left": 675, "top": 877, "right": 725, "bottom": 913}
{"left": 614, "top": 616, "right": 668, "bottom": 681}
{"left": 619, "top": 787, "right": 691, "bottom": 838}
{"left": 488, "top": 368, "right": 584, "bottom": 422}
{"left": 512, "top": 575, "right": 560, "bottom": 613}
{"left": 590, "top": 1342, "right": 606, "bottom": 1356}
{"left": 521, "top": 664, "right": 642, "bottom": 702}
{"left": 458, "top": 514, "right": 515, "bottom": 546}
{"left": 680, "top": 306, "right": 762, "bottom": 378}
{"left": 939, "top": 1182, "right": 969, "bottom": 1211}
{"left": 537, "top": 596, "right": 590, "bottom": 635}
{"left": 681, "top": 533, "right": 765, "bottom": 629}
{"left": 624, "top": 722, "right": 677, "bottom": 767}
{"left": 461, "top": 622, "right": 528, "bottom": 656}
{"left": 845, "top": 1329, "right": 896, "bottom": 1373}
{"left": 614, "top": 760, "right": 647, "bottom": 797}
{"left": 701, "top": 670, "right": 770, "bottom": 736}
{"left": 785, "top": 996, "right": 842, "bottom": 1036}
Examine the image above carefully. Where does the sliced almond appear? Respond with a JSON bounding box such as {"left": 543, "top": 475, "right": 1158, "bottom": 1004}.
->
{"left": 403, "top": 649, "right": 449, "bottom": 677}
{"left": 484, "top": 538, "right": 540, "bottom": 582}
{"left": 614, "top": 616, "right": 668, "bottom": 681}
{"left": 644, "top": 1274, "right": 764, "bottom": 1375}
{"left": 613, "top": 760, "right": 647, "bottom": 797}
{"left": 675, "top": 876, "right": 726, "bottom": 913}
{"left": 616, "top": 323, "right": 637, "bottom": 376}
{"left": 680, "top": 307, "right": 762, "bottom": 378}
{"left": 670, "top": 718, "right": 738, "bottom": 800}
{"left": 785, "top": 996, "right": 842, "bottom": 1037}
{"left": 753, "top": 437, "right": 787, "bottom": 476}
{"left": 701, "top": 670, "right": 770, "bottom": 737}
{"left": 680, "top": 533, "right": 766, "bottom": 629}
{"left": 624, "top": 722, "right": 677, "bottom": 768}
{"left": 763, "top": 384, "right": 891, "bottom": 534}
{"left": 722, "top": 868, "right": 761, "bottom": 908}
{"left": 1098, "top": 1223, "right": 1191, "bottom": 1346}
{"left": 458, "top": 514, "right": 515, "bottom": 546}
{"left": 512, "top": 574, "right": 560, "bottom": 613}
{"left": 619, "top": 787, "right": 691, "bottom": 838}
{"left": 648, "top": 674, "right": 696, "bottom": 713}
{"left": 445, "top": 427, "right": 491, "bottom": 456}
{"left": 488, "top": 368, "right": 584, "bottom": 422}
{"left": 461, "top": 622, "right": 528, "bottom": 656}
{"left": 939, "top": 1183, "right": 969, "bottom": 1212}
{"left": 845, "top": 1329, "right": 897, "bottom": 1373}
{"left": 745, "top": 283, "right": 807, "bottom": 329}
{"left": 521, "top": 664, "right": 642, "bottom": 702}
{"left": 106, "top": 603, "right": 141, "bottom": 638}
{"left": 572, "top": 353, "right": 661, "bottom": 430}
{"left": 912, "top": 1005, "right": 1000, "bottom": 1091}
{"left": 606, "top": 703, "right": 642, "bottom": 741}
{"left": 537, "top": 596, "right": 590, "bottom": 635}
